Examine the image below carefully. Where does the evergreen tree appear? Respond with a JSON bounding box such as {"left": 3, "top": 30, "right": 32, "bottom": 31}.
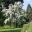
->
{"left": 26, "top": 4, "right": 32, "bottom": 21}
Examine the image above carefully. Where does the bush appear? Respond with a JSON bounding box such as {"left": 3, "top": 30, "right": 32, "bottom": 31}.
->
{"left": 16, "top": 16, "right": 29, "bottom": 28}
{"left": 0, "top": 19, "right": 4, "bottom": 26}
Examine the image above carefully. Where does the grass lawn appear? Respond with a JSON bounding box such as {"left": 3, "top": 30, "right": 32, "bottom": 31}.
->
{"left": 21, "top": 23, "right": 32, "bottom": 32}
{"left": 0, "top": 25, "right": 16, "bottom": 29}
{"left": 0, "top": 25, "right": 21, "bottom": 32}
{"left": 0, "top": 23, "right": 32, "bottom": 32}
{"left": 0, "top": 28, "right": 21, "bottom": 32}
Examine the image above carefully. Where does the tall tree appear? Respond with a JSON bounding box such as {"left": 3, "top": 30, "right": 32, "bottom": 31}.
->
{"left": 26, "top": 4, "right": 32, "bottom": 21}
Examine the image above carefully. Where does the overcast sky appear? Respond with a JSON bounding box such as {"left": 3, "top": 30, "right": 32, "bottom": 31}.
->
{"left": 22, "top": 0, "right": 32, "bottom": 10}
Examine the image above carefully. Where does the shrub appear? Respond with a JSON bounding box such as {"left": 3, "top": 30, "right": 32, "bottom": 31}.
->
{"left": 16, "top": 16, "right": 29, "bottom": 28}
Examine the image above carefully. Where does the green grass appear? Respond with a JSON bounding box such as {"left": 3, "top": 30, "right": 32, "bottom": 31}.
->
{"left": 21, "top": 23, "right": 32, "bottom": 32}
{"left": 0, "top": 25, "right": 21, "bottom": 32}
{"left": 0, "top": 28, "right": 21, "bottom": 32}
{"left": 0, "top": 30, "right": 21, "bottom": 32}
{"left": 0, "top": 25, "right": 16, "bottom": 29}
{"left": 0, "top": 23, "right": 32, "bottom": 32}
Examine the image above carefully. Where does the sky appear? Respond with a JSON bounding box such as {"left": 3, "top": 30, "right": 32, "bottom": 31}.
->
{"left": 22, "top": 0, "right": 32, "bottom": 10}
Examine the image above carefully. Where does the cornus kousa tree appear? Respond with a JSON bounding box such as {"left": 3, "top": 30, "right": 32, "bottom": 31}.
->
{"left": 1, "top": 0, "right": 26, "bottom": 28}
{"left": 0, "top": 0, "right": 29, "bottom": 27}
{"left": 2, "top": 1, "right": 23, "bottom": 23}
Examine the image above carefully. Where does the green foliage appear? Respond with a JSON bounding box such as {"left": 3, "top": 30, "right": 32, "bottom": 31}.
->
{"left": 26, "top": 4, "right": 32, "bottom": 19}
{"left": 0, "top": 5, "right": 6, "bottom": 26}
{"left": 0, "top": 0, "right": 2, "bottom": 3}
{"left": 16, "top": 16, "right": 29, "bottom": 28}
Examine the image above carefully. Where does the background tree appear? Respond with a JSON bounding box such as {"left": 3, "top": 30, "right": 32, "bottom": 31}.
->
{"left": 26, "top": 4, "right": 32, "bottom": 22}
{"left": 0, "top": 4, "right": 6, "bottom": 26}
